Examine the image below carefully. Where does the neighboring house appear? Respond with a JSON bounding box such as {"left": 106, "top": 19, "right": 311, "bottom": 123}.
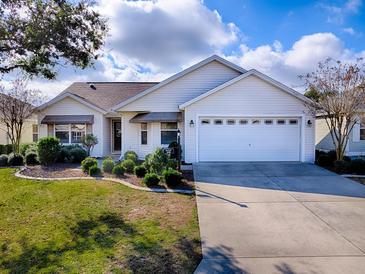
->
{"left": 37, "top": 55, "right": 315, "bottom": 162}
{"left": 316, "top": 112, "right": 365, "bottom": 156}
{"left": 0, "top": 117, "right": 38, "bottom": 145}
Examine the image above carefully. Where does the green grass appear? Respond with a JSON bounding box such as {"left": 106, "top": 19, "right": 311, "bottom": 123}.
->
{"left": 0, "top": 168, "right": 201, "bottom": 273}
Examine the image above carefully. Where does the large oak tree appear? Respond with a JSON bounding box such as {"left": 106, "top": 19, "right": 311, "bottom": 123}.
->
{"left": 0, "top": 0, "right": 108, "bottom": 79}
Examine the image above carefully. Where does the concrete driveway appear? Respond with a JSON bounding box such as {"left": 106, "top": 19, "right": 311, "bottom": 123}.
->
{"left": 194, "top": 162, "right": 365, "bottom": 274}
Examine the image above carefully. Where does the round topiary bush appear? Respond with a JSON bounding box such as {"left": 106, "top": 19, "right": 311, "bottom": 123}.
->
{"left": 124, "top": 150, "right": 138, "bottom": 163}
{"left": 350, "top": 159, "right": 365, "bottom": 175}
{"left": 20, "top": 143, "right": 37, "bottom": 156}
{"left": 81, "top": 157, "right": 98, "bottom": 173}
{"left": 134, "top": 165, "right": 147, "bottom": 178}
{"left": 102, "top": 158, "right": 115, "bottom": 173}
{"left": 0, "top": 154, "right": 8, "bottom": 166}
{"left": 112, "top": 165, "right": 125, "bottom": 177}
{"left": 69, "top": 147, "right": 87, "bottom": 163}
{"left": 25, "top": 151, "right": 39, "bottom": 165}
{"left": 88, "top": 165, "right": 101, "bottom": 176}
{"left": 162, "top": 168, "right": 182, "bottom": 187}
{"left": 7, "top": 153, "right": 24, "bottom": 166}
{"left": 145, "top": 147, "right": 168, "bottom": 175}
{"left": 122, "top": 159, "right": 135, "bottom": 173}
{"left": 37, "top": 137, "right": 61, "bottom": 165}
{"left": 334, "top": 160, "right": 351, "bottom": 174}
{"left": 317, "top": 154, "right": 332, "bottom": 167}
{"left": 143, "top": 173, "right": 160, "bottom": 187}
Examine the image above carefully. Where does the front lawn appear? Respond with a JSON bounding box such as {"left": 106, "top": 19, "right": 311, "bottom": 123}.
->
{"left": 0, "top": 168, "right": 201, "bottom": 273}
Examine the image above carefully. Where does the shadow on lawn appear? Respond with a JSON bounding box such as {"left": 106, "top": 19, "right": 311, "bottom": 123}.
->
{"left": 0, "top": 213, "right": 201, "bottom": 274}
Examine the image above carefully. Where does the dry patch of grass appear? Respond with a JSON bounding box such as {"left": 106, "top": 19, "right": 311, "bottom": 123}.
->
{"left": 0, "top": 168, "right": 201, "bottom": 273}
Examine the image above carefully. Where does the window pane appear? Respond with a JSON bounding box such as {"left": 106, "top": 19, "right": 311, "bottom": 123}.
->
{"left": 201, "top": 119, "right": 210, "bottom": 125}
{"left": 55, "top": 124, "right": 69, "bottom": 131}
{"left": 56, "top": 131, "right": 69, "bottom": 143}
{"left": 161, "top": 131, "right": 177, "bottom": 145}
{"left": 239, "top": 119, "right": 248, "bottom": 125}
{"left": 71, "top": 131, "right": 85, "bottom": 143}
{"left": 264, "top": 119, "right": 273, "bottom": 125}
{"left": 32, "top": 134, "right": 38, "bottom": 142}
{"left": 161, "top": 122, "right": 177, "bottom": 129}
{"left": 289, "top": 119, "right": 298, "bottom": 125}
{"left": 227, "top": 119, "right": 235, "bottom": 125}
{"left": 141, "top": 123, "right": 147, "bottom": 130}
{"left": 214, "top": 119, "right": 223, "bottom": 125}
{"left": 141, "top": 131, "right": 147, "bottom": 145}
{"left": 361, "top": 129, "right": 365, "bottom": 140}
{"left": 252, "top": 119, "right": 260, "bottom": 124}
{"left": 277, "top": 119, "right": 286, "bottom": 125}
{"left": 32, "top": 124, "right": 38, "bottom": 133}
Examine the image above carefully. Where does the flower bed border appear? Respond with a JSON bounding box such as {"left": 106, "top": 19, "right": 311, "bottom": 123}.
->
{"left": 15, "top": 167, "right": 194, "bottom": 194}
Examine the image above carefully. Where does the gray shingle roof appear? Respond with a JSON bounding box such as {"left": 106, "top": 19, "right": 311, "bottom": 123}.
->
{"left": 60, "top": 82, "right": 159, "bottom": 111}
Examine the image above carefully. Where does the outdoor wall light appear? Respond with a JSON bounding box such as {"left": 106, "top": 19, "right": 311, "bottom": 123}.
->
{"left": 189, "top": 120, "right": 195, "bottom": 127}
{"left": 307, "top": 120, "right": 312, "bottom": 126}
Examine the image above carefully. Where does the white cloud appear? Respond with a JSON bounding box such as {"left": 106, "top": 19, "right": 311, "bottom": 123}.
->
{"left": 227, "top": 33, "right": 364, "bottom": 90}
{"left": 320, "top": 0, "right": 362, "bottom": 24}
{"left": 343, "top": 27, "right": 356, "bottom": 35}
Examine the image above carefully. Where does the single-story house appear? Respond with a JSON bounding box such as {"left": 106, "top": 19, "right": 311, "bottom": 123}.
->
{"left": 0, "top": 117, "right": 38, "bottom": 145}
{"left": 36, "top": 55, "right": 315, "bottom": 163}
{"left": 316, "top": 112, "right": 365, "bottom": 156}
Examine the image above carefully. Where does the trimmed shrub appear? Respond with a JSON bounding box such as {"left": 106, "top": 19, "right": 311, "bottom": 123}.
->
{"left": 134, "top": 165, "right": 147, "bottom": 178}
{"left": 37, "top": 137, "right": 61, "bottom": 165}
{"left": 124, "top": 150, "right": 138, "bottom": 163}
{"left": 102, "top": 159, "right": 115, "bottom": 173}
{"left": 350, "top": 159, "right": 365, "bottom": 175}
{"left": 0, "top": 144, "right": 13, "bottom": 155}
{"left": 334, "top": 160, "right": 351, "bottom": 174}
{"left": 162, "top": 168, "right": 182, "bottom": 187}
{"left": 144, "top": 154, "right": 151, "bottom": 172}
{"left": 327, "top": 150, "right": 337, "bottom": 165}
{"left": 69, "top": 147, "right": 87, "bottom": 163}
{"left": 81, "top": 157, "right": 98, "bottom": 173}
{"left": 146, "top": 147, "right": 168, "bottom": 175}
{"left": 112, "top": 165, "right": 125, "bottom": 176}
{"left": 317, "top": 154, "right": 332, "bottom": 167}
{"left": 0, "top": 154, "right": 8, "bottom": 166}
{"left": 20, "top": 143, "right": 37, "bottom": 156}
{"left": 122, "top": 159, "right": 135, "bottom": 173}
{"left": 143, "top": 173, "right": 160, "bottom": 187}
{"left": 8, "top": 153, "right": 24, "bottom": 166}
{"left": 25, "top": 151, "right": 39, "bottom": 165}
{"left": 88, "top": 165, "right": 101, "bottom": 176}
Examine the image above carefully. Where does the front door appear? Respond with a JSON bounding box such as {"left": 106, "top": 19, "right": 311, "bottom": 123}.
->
{"left": 113, "top": 121, "right": 121, "bottom": 152}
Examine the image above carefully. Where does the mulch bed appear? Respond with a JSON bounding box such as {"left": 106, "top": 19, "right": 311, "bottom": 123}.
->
{"left": 20, "top": 164, "right": 195, "bottom": 190}
{"left": 21, "top": 164, "right": 87, "bottom": 178}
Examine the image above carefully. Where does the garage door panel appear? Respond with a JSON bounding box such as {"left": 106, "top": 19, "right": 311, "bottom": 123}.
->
{"left": 198, "top": 118, "right": 300, "bottom": 162}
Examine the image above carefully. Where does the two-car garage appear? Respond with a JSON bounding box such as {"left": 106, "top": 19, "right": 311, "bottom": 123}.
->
{"left": 198, "top": 116, "right": 302, "bottom": 162}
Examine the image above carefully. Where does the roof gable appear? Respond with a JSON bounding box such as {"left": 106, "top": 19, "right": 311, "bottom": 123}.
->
{"left": 179, "top": 69, "right": 311, "bottom": 109}
{"left": 112, "top": 55, "right": 246, "bottom": 111}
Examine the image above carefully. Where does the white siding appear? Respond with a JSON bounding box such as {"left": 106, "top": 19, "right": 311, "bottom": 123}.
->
{"left": 315, "top": 118, "right": 334, "bottom": 151}
{"left": 121, "top": 112, "right": 184, "bottom": 160}
{"left": 0, "top": 116, "right": 37, "bottom": 145}
{"left": 37, "top": 97, "right": 105, "bottom": 157}
{"left": 184, "top": 75, "right": 315, "bottom": 163}
{"left": 119, "top": 61, "right": 241, "bottom": 112}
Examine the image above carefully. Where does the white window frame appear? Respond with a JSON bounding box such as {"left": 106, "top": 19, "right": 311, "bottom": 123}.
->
{"left": 161, "top": 122, "right": 178, "bottom": 145}
{"left": 141, "top": 123, "right": 148, "bottom": 145}
{"left": 360, "top": 117, "right": 365, "bottom": 141}
{"left": 54, "top": 123, "right": 87, "bottom": 145}
{"left": 32, "top": 124, "right": 38, "bottom": 142}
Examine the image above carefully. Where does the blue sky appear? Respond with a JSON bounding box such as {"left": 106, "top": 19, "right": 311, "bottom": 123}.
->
{"left": 17, "top": 0, "right": 364, "bottom": 97}
{"left": 205, "top": 0, "right": 364, "bottom": 52}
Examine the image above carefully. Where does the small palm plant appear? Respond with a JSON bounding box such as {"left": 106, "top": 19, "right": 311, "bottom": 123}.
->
{"left": 81, "top": 134, "right": 98, "bottom": 156}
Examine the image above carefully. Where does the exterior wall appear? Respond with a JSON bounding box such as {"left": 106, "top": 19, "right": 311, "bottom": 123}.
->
{"left": 121, "top": 112, "right": 184, "bottom": 160}
{"left": 37, "top": 97, "right": 105, "bottom": 157}
{"left": 119, "top": 61, "right": 241, "bottom": 112}
{"left": 316, "top": 116, "right": 365, "bottom": 156}
{"left": 183, "top": 75, "right": 315, "bottom": 163}
{"left": 0, "top": 116, "right": 37, "bottom": 145}
{"left": 347, "top": 114, "right": 365, "bottom": 155}
{"left": 315, "top": 118, "right": 335, "bottom": 151}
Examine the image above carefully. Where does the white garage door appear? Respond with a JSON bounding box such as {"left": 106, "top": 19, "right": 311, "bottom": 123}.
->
{"left": 198, "top": 117, "right": 301, "bottom": 161}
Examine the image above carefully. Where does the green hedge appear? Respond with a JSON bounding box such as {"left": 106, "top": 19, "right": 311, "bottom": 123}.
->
{"left": 0, "top": 144, "right": 14, "bottom": 155}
